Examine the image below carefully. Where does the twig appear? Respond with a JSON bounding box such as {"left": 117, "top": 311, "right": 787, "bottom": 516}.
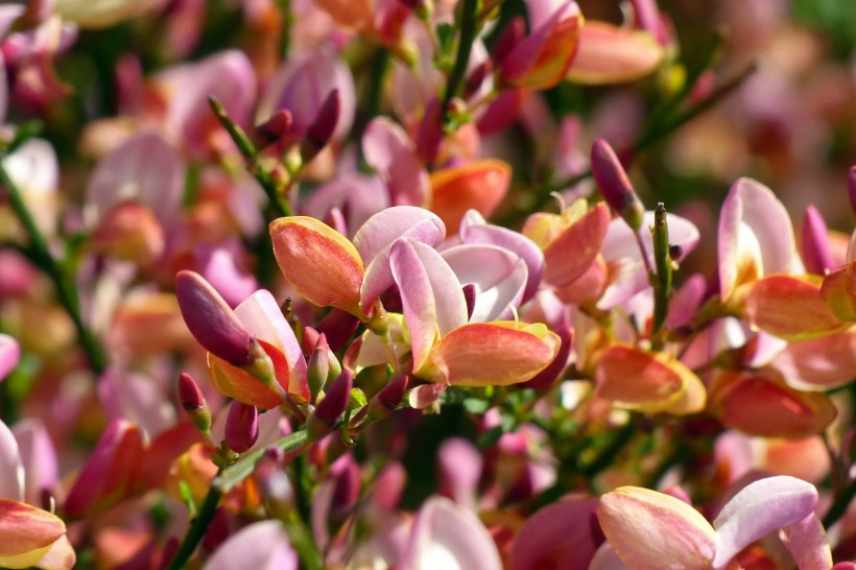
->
{"left": 440, "top": 0, "right": 478, "bottom": 127}
{"left": 651, "top": 203, "right": 673, "bottom": 339}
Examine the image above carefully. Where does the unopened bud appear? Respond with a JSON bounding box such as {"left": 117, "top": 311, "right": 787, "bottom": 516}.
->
{"left": 802, "top": 205, "right": 834, "bottom": 275}
{"left": 493, "top": 17, "right": 525, "bottom": 68}
{"left": 464, "top": 61, "right": 492, "bottom": 100}
{"left": 848, "top": 166, "right": 856, "bottom": 218}
{"left": 309, "top": 369, "right": 353, "bottom": 437}
{"left": 175, "top": 271, "right": 254, "bottom": 366}
{"left": 92, "top": 201, "right": 165, "bottom": 266}
{"left": 355, "top": 364, "right": 391, "bottom": 400}
{"left": 301, "top": 89, "right": 340, "bottom": 163}
{"left": 255, "top": 109, "right": 296, "bottom": 147}
{"left": 178, "top": 372, "right": 211, "bottom": 434}
{"left": 308, "top": 346, "right": 330, "bottom": 402}
{"left": 369, "top": 373, "right": 410, "bottom": 421}
{"left": 225, "top": 401, "right": 259, "bottom": 453}
{"left": 590, "top": 139, "right": 645, "bottom": 230}
{"left": 462, "top": 283, "right": 477, "bottom": 320}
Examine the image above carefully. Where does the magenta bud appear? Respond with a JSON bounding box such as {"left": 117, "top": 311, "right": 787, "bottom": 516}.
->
{"left": 416, "top": 98, "right": 443, "bottom": 164}
{"left": 317, "top": 310, "right": 359, "bottom": 352}
{"left": 848, "top": 166, "right": 856, "bottom": 217}
{"left": 493, "top": 17, "right": 525, "bottom": 67}
{"left": 302, "top": 88, "right": 340, "bottom": 161}
{"left": 158, "top": 537, "right": 180, "bottom": 570}
{"left": 202, "top": 508, "right": 232, "bottom": 552}
{"left": 462, "top": 283, "right": 477, "bottom": 320}
{"left": 376, "top": 373, "right": 410, "bottom": 412}
{"left": 175, "top": 270, "right": 254, "bottom": 367}
{"left": 590, "top": 138, "right": 645, "bottom": 230}
{"left": 178, "top": 372, "right": 212, "bottom": 434}
{"left": 225, "top": 401, "right": 259, "bottom": 453}
{"left": 464, "top": 61, "right": 492, "bottom": 100}
{"left": 301, "top": 326, "right": 325, "bottom": 358}
{"left": 331, "top": 453, "right": 361, "bottom": 517}
{"left": 802, "top": 205, "right": 834, "bottom": 275}
{"left": 256, "top": 109, "right": 296, "bottom": 146}
{"left": 309, "top": 369, "right": 353, "bottom": 436}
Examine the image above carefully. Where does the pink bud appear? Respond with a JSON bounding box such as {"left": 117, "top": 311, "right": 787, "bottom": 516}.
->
{"left": 225, "top": 401, "right": 259, "bottom": 453}
{"left": 848, "top": 166, "right": 856, "bottom": 217}
{"left": 175, "top": 270, "right": 254, "bottom": 367}
{"left": 462, "top": 283, "right": 477, "bottom": 320}
{"left": 256, "top": 109, "right": 296, "bottom": 147}
{"left": 330, "top": 453, "right": 361, "bottom": 517}
{"left": 310, "top": 369, "right": 353, "bottom": 435}
{"left": 590, "top": 139, "right": 644, "bottom": 230}
{"left": 302, "top": 89, "right": 340, "bottom": 161}
{"left": 464, "top": 61, "right": 492, "bottom": 100}
{"left": 178, "top": 372, "right": 206, "bottom": 411}
{"left": 802, "top": 205, "right": 834, "bottom": 275}
{"left": 492, "top": 17, "right": 525, "bottom": 67}
{"left": 376, "top": 373, "right": 410, "bottom": 412}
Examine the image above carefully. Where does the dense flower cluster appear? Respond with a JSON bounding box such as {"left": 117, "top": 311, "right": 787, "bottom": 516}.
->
{"left": 2, "top": 0, "right": 856, "bottom": 569}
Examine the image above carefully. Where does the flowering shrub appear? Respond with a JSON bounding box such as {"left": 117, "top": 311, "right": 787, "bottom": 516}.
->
{"left": 3, "top": 0, "right": 856, "bottom": 569}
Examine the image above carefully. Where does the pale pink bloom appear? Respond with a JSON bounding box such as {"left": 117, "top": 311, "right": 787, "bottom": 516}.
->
{"left": 204, "top": 520, "right": 297, "bottom": 570}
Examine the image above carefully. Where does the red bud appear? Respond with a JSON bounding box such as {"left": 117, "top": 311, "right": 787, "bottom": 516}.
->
{"left": 225, "top": 401, "right": 259, "bottom": 453}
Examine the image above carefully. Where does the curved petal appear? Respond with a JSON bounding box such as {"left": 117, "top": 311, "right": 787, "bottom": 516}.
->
{"left": 0, "top": 500, "right": 67, "bottom": 568}
{"left": 429, "top": 160, "right": 511, "bottom": 234}
{"left": 11, "top": 420, "right": 57, "bottom": 505}
{"left": 0, "top": 333, "right": 20, "bottom": 381}
{"left": 780, "top": 513, "right": 832, "bottom": 570}
{"left": 442, "top": 244, "right": 528, "bottom": 322}
{"left": 301, "top": 174, "right": 389, "bottom": 236}
{"left": 772, "top": 328, "right": 856, "bottom": 390}
{"left": 0, "top": 419, "right": 24, "bottom": 501}
{"left": 204, "top": 520, "right": 297, "bottom": 570}
{"left": 597, "top": 486, "right": 716, "bottom": 570}
{"left": 745, "top": 275, "right": 844, "bottom": 340}
{"left": 401, "top": 496, "right": 502, "bottom": 570}
{"left": 566, "top": 22, "right": 663, "bottom": 85}
{"left": 363, "top": 118, "right": 429, "bottom": 206}
{"left": 269, "top": 216, "right": 364, "bottom": 314}
{"left": 543, "top": 203, "right": 610, "bottom": 287}
{"left": 712, "top": 476, "right": 818, "bottom": 569}
{"left": 510, "top": 495, "right": 600, "bottom": 570}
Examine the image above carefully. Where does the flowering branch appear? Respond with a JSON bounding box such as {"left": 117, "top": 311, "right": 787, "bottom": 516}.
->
{"left": 0, "top": 149, "right": 107, "bottom": 375}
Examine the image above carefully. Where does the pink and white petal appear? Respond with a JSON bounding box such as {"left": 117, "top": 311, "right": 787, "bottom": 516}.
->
{"left": 301, "top": 175, "right": 389, "bottom": 236}
{"left": 354, "top": 206, "right": 446, "bottom": 264}
{"left": 510, "top": 495, "right": 600, "bottom": 570}
{"left": 602, "top": 210, "right": 700, "bottom": 266}
{"left": 204, "top": 520, "right": 297, "bottom": 570}
{"left": 712, "top": 476, "right": 818, "bottom": 569}
{"left": 0, "top": 419, "right": 24, "bottom": 501}
{"left": 442, "top": 244, "right": 527, "bottom": 322}
{"left": 666, "top": 274, "right": 706, "bottom": 329}
{"left": 780, "top": 513, "right": 832, "bottom": 570}
{"left": 12, "top": 420, "right": 58, "bottom": 505}
{"left": 718, "top": 178, "right": 802, "bottom": 300}
{"left": 0, "top": 334, "right": 20, "bottom": 380}
{"left": 407, "top": 241, "right": 468, "bottom": 335}
{"left": 390, "top": 239, "right": 440, "bottom": 372}
{"left": 771, "top": 328, "right": 856, "bottom": 390}
{"left": 35, "top": 535, "right": 75, "bottom": 570}
{"left": 363, "top": 117, "right": 429, "bottom": 206}
{"left": 587, "top": 543, "right": 630, "bottom": 570}
{"left": 438, "top": 438, "right": 482, "bottom": 509}
{"left": 401, "top": 496, "right": 502, "bottom": 570}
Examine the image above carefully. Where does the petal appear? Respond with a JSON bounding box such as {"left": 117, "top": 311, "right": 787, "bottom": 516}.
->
{"left": 438, "top": 438, "right": 482, "bottom": 509}
{"left": 554, "top": 255, "right": 608, "bottom": 306}
{"left": 35, "top": 535, "right": 75, "bottom": 570}
{"left": 401, "top": 496, "right": 502, "bottom": 570}
{"left": 442, "top": 244, "right": 528, "bottom": 322}
{"left": 204, "top": 520, "right": 297, "bottom": 570}
{"left": 235, "top": 290, "right": 308, "bottom": 399}
{"left": 712, "top": 476, "right": 818, "bottom": 568}
{"left": 0, "top": 418, "right": 24, "bottom": 501}
{"left": 137, "top": 422, "right": 202, "bottom": 491}
{"left": 429, "top": 160, "right": 511, "bottom": 234}
{"left": 709, "top": 370, "right": 837, "bottom": 438}
{"left": 503, "top": 2, "right": 583, "bottom": 90}
{"left": 0, "top": 333, "right": 21, "bottom": 380}
{"left": 356, "top": 207, "right": 446, "bottom": 308}
{"left": 11, "top": 420, "right": 57, "bottom": 505}
{"left": 424, "top": 321, "right": 560, "bottom": 386}
{"left": 718, "top": 178, "right": 801, "bottom": 300}
{"left": 780, "top": 513, "right": 832, "bottom": 570}
{"left": 0, "top": 500, "right": 66, "bottom": 564}
{"left": 459, "top": 210, "right": 545, "bottom": 303}
{"left": 566, "top": 22, "right": 663, "bottom": 85}
{"left": 595, "top": 345, "right": 706, "bottom": 415}
{"left": 64, "top": 419, "right": 145, "bottom": 518}
{"left": 269, "top": 216, "right": 364, "bottom": 314}
{"left": 588, "top": 543, "right": 630, "bottom": 570}
{"left": 207, "top": 352, "right": 285, "bottom": 409}
{"left": 745, "top": 275, "right": 844, "bottom": 340}
{"left": 821, "top": 262, "right": 856, "bottom": 322}
{"left": 363, "top": 118, "right": 429, "bottom": 206}
{"left": 510, "top": 495, "right": 600, "bottom": 570}
{"left": 301, "top": 174, "right": 389, "bottom": 236}
{"left": 543, "top": 203, "right": 610, "bottom": 287}
{"left": 771, "top": 327, "right": 856, "bottom": 390}
{"left": 597, "top": 486, "right": 716, "bottom": 570}
{"left": 666, "top": 274, "right": 707, "bottom": 329}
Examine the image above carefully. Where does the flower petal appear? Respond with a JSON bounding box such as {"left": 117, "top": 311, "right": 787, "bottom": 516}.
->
{"left": 543, "top": 203, "right": 610, "bottom": 287}
{"left": 429, "top": 160, "right": 511, "bottom": 234}
{"left": 712, "top": 476, "right": 818, "bottom": 568}
{"left": 745, "top": 275, "right": 844, "bottom": 340}
{"left": 597, "top": 486, "right": 716, "bottom": 570}
{"left": 0, "top": 500, "right": 66, "bottom": 567}
{"left": 204, "top": 520, "right": 297, "bottom": 570}
{"left": 780, "top": 513, "right": 832, "bottom": 570}
{"left": 363, "top": 118, "right": 429, "bottom": 206}
{"left": 442, "top": 244, "right": 528, "bottom": 322}
{"left": 269, "top": 216, "right": 364, "bottom": 314}
{"left": 771, "top": 327, "right": 856, "bottom": 390}
{"left": 510, "top": 495, "right": 600, "bottom": 570}
{"left": 0, "top": 334, "right": 21, "bottom": 380}
{"left": 0, "top": 418, "right": 24, "bottom": 501}
{"left": 566, "top": 22, "right": 663, "bottom": 85}
{"left": 11, "top": 420, "right": 57, "bottom": 505}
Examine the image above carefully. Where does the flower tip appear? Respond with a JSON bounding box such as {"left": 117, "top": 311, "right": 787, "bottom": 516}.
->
{"left": 310, "top": 368, "right": 354, "bottom": 434}
{"left": 802, "top": 205, "right": 833, "bottom": 275}
{"left": 849, "top": 165, "right": 856, "bottom": 216}
{"left": 303, "top": 88, "right": 341, "bottom": 160}
{"left": 590, "top": 138, "right": 644, "bottom": 229}
{"left": 256, "top": 109, "right": 296, "bottom": 146}
{"left": 178, "top": 372, "right": 205, "bottom": 411}
{"left": 225, "top": 401, "right": 259, "bottom": 453}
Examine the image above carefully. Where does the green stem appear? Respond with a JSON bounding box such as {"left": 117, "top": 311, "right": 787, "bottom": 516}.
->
{"left": 0, "top": 158, "right": 107, "bottom": 375}
{"left": 651, "top": 202, "right": 673, "bottom": 340}
{"left": 441, "top": 0, "right": 479, "bottom": 127}
{"left": 208, "top": 97, "right": 293, "bottom": 218}
{"left": 164, "top": 479, "right": 223, "bottom": 570}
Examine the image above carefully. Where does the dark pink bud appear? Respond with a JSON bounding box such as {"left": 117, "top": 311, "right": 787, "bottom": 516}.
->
{"left": 493, "top": 17, "right": 525, "bottom": 67}
{"left": 317, "top": 310, "right": 359, "bottom": 352}
{"left": 848, "top": 166, "right": 856, "bottom": 217}
{"left": 590, "top": 139, "right": 645, "bottom": 230}
{"left": 462, "top": 283, "right": 477, "bottom": 320}
{"left": 178, "top": 372, "right": 205, "bottom": 411}
{"left": 175, "top": 270, "right": 254, "bottom": 366}
{"left": 376, "top": 373, "right": 409, "bottom": 412}
{"left": 310, "top": 369, "right": 353, "bottom": 435}
{"left": 225, "top": 401, "right": 259, "bottom": 453}
{"left": 801, "top": 205, "right": 834, "bottom": 275}
{"left": 301, "top": 326, "right": 325, "bottom": 357}
{"left": 202, "top": 508, "right": 232, "bottom": 552}
{"left": 464, "top": 61, "right": 492, "bottom": 100}
{"left": 372, "top": 462, "right": 406, "bottom": 511}
{"left": 331, "top": 453, "right": 361, "bottom": 516}
{"left": 256, "top": 109, "right": 295, "bottom": 146}
{"left": 302, "top": 89, "right": 340, "bottom": 161}
{"left": 158, "top": 537, "right": 180, "bottom": 570}
{"left": 416, "top": 97, "right": 443, "bottom": 164}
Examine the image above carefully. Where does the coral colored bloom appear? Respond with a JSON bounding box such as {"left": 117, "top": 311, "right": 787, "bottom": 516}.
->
{"left": 566, "top": 22, "right": 663, "bottom": 85}
{"left": 428, "top": 160, "right": 511, "bottom": 234}
{"left": 0, "top": 500, "right": 74, "bottom": 570}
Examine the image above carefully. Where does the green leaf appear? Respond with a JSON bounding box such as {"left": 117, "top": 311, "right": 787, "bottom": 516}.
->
{"left": 214, "top": 429, "right": 309, "bottom": 492}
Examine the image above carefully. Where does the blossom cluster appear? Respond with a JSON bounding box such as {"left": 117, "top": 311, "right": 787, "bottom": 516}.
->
{"left": 1, "top": 0, "right": 856, "bottom": 569}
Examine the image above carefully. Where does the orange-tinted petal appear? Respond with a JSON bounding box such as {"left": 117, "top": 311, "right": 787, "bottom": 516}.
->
{"left": 0, "top": 500, "right": 66, "bottom": 564}
{"left": 566, "top": 22, "right": 663, "bottom": 85}
{"left": 821, "top": 261, "right": 856, "bottom": 322}
{"left": 554, "top": 255, "right": 608, "bottom": 305}
{"left": 429, "top": 160, "right": 511, "bottom": 234}
{"left": 745, "top": 275, "right": 844, "bottom": 340}
{"left": 595, "top": 345, "right": 705, "bottom": 415}
{"left": 505, "top": 6, "right": 584, "bottom": 90}
{"left": 543, "top": 203, "right": 610, "bottom": 287}
{"left": 423, "top": 321, "right": 560, "bottom": 386}
{"left": 709, "top": 370, "right": 837, "bottom": 438}
{"left": 597, "top": 486, "right": 715, "bottom": 570}
{"left": 269, "top": 216, "right": 364, "bottom": 314}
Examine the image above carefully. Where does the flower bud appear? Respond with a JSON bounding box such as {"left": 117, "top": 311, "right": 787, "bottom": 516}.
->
{"left": 255, "top": 109, "right": 296, "bottom": 147}
{"left": 368, "top": 373, "right": 410, "bottom": 422}
{"left": 802, "top": 205, "right": 834, "bottom": 275}
{"left": 307, "top": 346, "right": 330, "bottom": 402}
{"left": 301, "top": 89, "right": 340, "bottom": 163}
{"left": 225, "top": 402, "right": 259, "bottom": 453}
{"left": 308, "top": 369, "right": 353, "bottom": 437}
{"left": 463, "top": 61, "right": 492, "bottom": 100}
{"left": 848, "top": 166, "right": 856, "bottom": 217}
{"left": 492, "top": 17, "right": 525, "bottom": 67}
{"left": 92, "top": 201, "right": 165, "bottom": 266}
{"left": 355, "top": 364, "right": 390, "bottom": 400}
{"left": 590, "top": 139, "right": 645, "bottom": 230}
{"left": 175, "top": 270, "right": 254, "bottom": 367}
{"left": 0, "top": 499, "right": 73, "bottom": 570}
{"left": 178, "top": 372, "right": 211, "bottom": 434}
